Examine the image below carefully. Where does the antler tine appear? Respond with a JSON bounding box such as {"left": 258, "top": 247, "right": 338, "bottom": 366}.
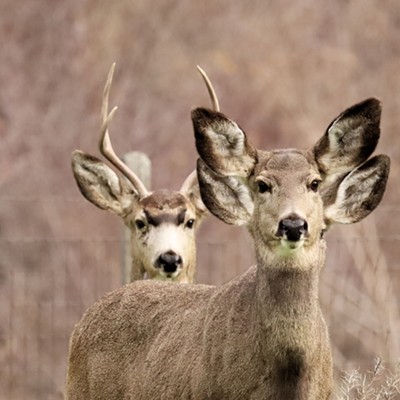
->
{"left": 99, "top": 63, "right": 149, "bottom": 198}
{"left": 196, "top": 65, "right": 220, "bottom": 112}
{"left": 179, "top": 67, "right": 220, "bottom": 195}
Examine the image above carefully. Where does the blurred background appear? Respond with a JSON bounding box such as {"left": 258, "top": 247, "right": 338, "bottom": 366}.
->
{"left": 0, "top": 1, "right": 399, "bottom": 398}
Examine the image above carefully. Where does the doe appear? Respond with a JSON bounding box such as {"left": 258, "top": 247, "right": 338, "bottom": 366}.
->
{"left": 66, "top": 69, "right": 389, "bottom": 399}
{"left": 72, "top": 65, "right": 207, "bottom": 283}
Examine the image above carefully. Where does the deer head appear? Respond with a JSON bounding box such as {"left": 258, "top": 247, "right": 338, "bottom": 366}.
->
{"left": 72, "top": 64, "right": 207, "bottom": 283}
{"left": 65, "top": 70, "right": 391, "bottom": 400}
{"left": 192, "top": 90, "right": 389, "bottom": 265}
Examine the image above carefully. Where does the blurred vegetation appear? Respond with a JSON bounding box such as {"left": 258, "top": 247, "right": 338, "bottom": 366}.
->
{"left": 0, "top": 1, "right": 399, "bottom": 398}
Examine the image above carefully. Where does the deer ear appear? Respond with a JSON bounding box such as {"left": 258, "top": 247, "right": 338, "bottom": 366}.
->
{"left": 71, "top": 150, "right": 136, "bottom": 217}
{"left": 324, "top": 155, "right": 390, "bottom": 226}
{"left": 196, "top": 158, "right": 254, "bottom": 225}
{"left": 191, "top": 108, "right": 257, "bottom": 177}
{"left": 184, "top": 185, "right": 208, "bottom": 224}
{"left": 313, "top": 98, "right": 381, "bottom": 177}
{"left": 179, "top": 170, "right": 208, "bottom": 224}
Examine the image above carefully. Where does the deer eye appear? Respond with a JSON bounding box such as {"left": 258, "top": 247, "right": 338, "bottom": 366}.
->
{"left": 186, "top": 219, "right": 195, "bottom": 229}
{"left": 135, "top": 220, "right": 146, "bottom": 230}
{"left": 310, "top": 179, "right": 321, "bottom": 192}
{"left": 257, "top": 180, "right": 272, "bottom": 194}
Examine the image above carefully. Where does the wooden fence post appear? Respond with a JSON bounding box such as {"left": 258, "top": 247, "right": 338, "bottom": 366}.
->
{"left": 121, "top": 151, "right": 151, "bottom": 284}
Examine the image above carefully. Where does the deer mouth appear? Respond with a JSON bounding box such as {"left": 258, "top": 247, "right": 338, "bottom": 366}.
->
{"left": 160, "top": 268, "right": 182, "bottom": 280}
{"left": 280, "top": 238, "right": 305, "bottom": 250}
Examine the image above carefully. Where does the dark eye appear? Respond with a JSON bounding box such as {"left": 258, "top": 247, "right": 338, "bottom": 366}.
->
{"left": 257, "top": 181, "right": 272, "bottom": 194}
{"left": 135, "top": 220, "right": 146, "bottom": 229}
{"left": 186, "top": 219, "right": 195, "bottom": 229}
{"left": 310, "top": 179, "right": 321, "bottom": 192}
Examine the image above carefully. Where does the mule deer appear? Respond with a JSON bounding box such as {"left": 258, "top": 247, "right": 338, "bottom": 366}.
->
{"left": 66, "top": 69, "right": 390, "bottom": 399}
{"left": 72, "top": 64, "right": 207, "bottom": 283}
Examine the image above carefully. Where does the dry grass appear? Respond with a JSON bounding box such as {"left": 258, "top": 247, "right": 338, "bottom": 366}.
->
{"left": 336, "top": 358, "right": 400, "bottom": 400}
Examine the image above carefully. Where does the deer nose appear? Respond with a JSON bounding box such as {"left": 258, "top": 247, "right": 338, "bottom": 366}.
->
{"left": 277, "top": 216, "right": 308, "bottom": 242}
{"left": 156, "top": 251, "right": 182, "bottom": 273}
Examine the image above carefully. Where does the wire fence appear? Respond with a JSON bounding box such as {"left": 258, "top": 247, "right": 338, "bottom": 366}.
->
{"left": 0, "top": 199, "right": 399, "bottom": 400}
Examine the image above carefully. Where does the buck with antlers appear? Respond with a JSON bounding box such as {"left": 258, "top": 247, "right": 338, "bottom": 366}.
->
{"left": 66, "top": 69, "right": 390, "bottom": 399}
{"left": 71, "top": 65, "right": 209, "bottom": 283}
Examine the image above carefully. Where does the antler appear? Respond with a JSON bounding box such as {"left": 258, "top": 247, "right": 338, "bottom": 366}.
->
{"left": 196, "top": 65, "right": 220, "bottom": 112}
{"left": 99, "top": 63, "right": 149, "bottom": 198}
{"left": 179, "top": 66, "right": 221, "bottom": 195}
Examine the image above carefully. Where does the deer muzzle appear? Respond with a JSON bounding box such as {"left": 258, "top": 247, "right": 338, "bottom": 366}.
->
{"left": 277, "top": 216, "right": 308, "bottom": 242}
{"left": 155, "top": 251, "right": 183, "bottom": 274}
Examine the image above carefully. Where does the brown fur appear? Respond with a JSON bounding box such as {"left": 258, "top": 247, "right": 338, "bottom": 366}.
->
{"left": 66, "top": 257, "right": 332, "bottom": 399}
{"left": 71, "top": 63, "right": 208, "bottom": 284}
{"left": 66, "top": 98, "right": 389, "bottom": 399}
{"left": 72, "top": 151, "right": 207, "bottom": 283}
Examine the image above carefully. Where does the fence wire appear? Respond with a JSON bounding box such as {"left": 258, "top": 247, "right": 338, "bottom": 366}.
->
{"left": 0, "top": 198, "right": 399, "bottom": 400}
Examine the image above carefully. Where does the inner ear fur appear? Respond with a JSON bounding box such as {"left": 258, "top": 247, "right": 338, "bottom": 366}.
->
{"left": 324, "top": 154, "right": 390, "bottom": 226}
{"left": 313, "top": 98, "right": 381, "bottom": 177}
{"left": 183, "top": 182, "right": 209, "bottom": 224}
{"left": 191, "top": 107, "right": 257, "bottom": 178}
{"left": 71, "top": 150, "right": 136, "bottom": 217}
{"left": 196, "top": 158, "right": 254, "bottom": 226}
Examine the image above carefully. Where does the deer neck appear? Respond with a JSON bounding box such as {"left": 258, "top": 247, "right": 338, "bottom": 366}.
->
{"left": 254, "top": 240, "right": 326, "bottom": 341}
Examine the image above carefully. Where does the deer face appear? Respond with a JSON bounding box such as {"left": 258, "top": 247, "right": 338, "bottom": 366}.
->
{"left": 71, "top": 152, "right": 206, "bottom": 283}
{"left": 127, "top": 190, "right": 200, "bottom": 281}
{"left": 192, "top": 98, "right": 390, "bottom": 261}
{"left": 248, "top": 150, "right": 324, "bottom": 254}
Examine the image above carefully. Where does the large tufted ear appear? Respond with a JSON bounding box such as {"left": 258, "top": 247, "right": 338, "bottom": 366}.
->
{"left": 191, "top": 108, "right": 257, "bottom": 178}
{"left": 71, "top": 150, "right": 137, "bottom": 217}
{"left": 324, "top": 155, "right": 390, "bottom": 227}
{"left": 313, "top": 98, "right": 381, "bottom": 179}
{"left": 196, "top": 158, "right": 254, "bottom": 226}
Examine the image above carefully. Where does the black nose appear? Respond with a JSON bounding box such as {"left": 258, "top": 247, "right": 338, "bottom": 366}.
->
{"left": 277, "top": 217, "right": 308, "bottom": 242}
{"left": 156, "top": 251, "right": 182, "bottom": 273}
